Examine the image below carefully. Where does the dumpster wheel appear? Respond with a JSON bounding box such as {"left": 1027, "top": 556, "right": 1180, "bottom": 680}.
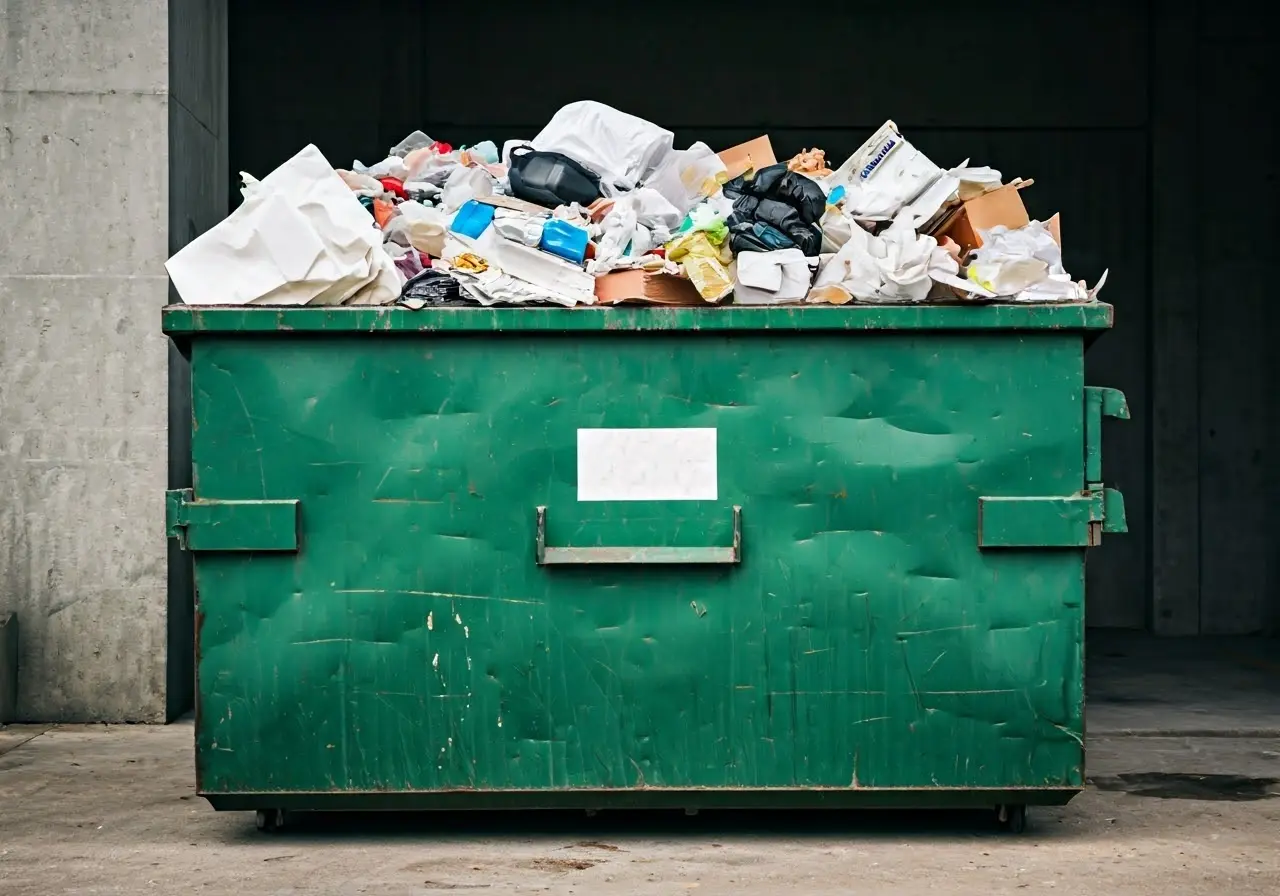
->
{"left": 996, "top": 804, "right": 1027, "bottom": 834}
{"left": 255, "top": 809, "right": 287, "bottom": 833}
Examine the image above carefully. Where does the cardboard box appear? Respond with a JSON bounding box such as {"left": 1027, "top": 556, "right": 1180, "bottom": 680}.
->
{"left": 718, "top": 136, "right": 777, "bottom": 180}
{"left": 477, "top": 194, "right": 554, "bottom": 216}
{"left": 594, "top": 269, "right": 706, "bottom": 305}
{"left": 931, "top": 181, "right": 1032, "bottom": 256}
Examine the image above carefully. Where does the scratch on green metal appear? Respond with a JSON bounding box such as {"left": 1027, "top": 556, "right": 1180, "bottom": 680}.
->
{"left": 177, "top": 321, "right": 1120, "bottom": 807}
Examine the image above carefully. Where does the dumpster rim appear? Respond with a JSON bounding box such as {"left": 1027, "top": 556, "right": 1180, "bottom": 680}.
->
{"left": 161, "top": 302, "right": 1114, "bottom": 335}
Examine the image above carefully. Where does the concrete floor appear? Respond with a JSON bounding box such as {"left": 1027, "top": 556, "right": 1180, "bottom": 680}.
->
{"left": 1, "top": 636, "right": 1277, "bottom": 896}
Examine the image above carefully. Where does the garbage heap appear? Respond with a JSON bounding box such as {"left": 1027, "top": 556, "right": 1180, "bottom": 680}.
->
{"left": 166, "top": 101, "right": 1107, "bottom": 309}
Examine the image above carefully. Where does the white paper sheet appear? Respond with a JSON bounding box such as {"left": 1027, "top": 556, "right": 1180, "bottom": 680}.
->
{"left": 735, "top": 249, "right": 813, "bottom": 305}
{"left": 577, "top": 428, "right": 718, "bottom": 502}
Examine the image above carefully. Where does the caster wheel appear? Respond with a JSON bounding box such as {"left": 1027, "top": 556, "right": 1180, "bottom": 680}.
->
{"left": 996, "top": 804, "right": 1027, "bottom": 834}
{"left": 255, "top": 809, "right": 286, "bottom": 833}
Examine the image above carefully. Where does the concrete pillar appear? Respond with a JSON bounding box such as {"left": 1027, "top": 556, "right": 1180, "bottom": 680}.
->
{"left": 1, "top": 1, "right": 172, "bottom": 720}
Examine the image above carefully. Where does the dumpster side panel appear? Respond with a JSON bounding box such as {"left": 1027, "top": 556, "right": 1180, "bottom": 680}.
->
{"left": 190, "top": 331, "right": 1085, "bottom": 798}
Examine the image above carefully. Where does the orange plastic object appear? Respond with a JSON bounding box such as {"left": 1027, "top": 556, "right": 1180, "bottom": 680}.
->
{"left": 373, "top": 199, "right": 396, "bottom": 230}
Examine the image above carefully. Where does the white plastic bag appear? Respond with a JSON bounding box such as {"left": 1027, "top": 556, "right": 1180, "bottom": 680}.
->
{"left": 819, "top": 207, "right": 856, "bottom": 253}
{"left": 389, "top": 130, "right": 433, "bottom": 157}
{"left": 586, "top": 190, "right": 677, "bottom": 275}
{"left": 389, "top": 200, "right": 449, "bottom": 257}
{"left": 166, "top": 144, "right": 399, "bottom": 307}
{"left": 531, "top": 100, "right": 675, "bottom": 193}
{"left": 646, "top": 142, "right": 728, "bottom": 215}
{"left": 405, "top": 148, "right": 463, "bottom": 186}
{"left": 441, "top": 166, "right": 495, "bottom": 213}
{"left": 354, "top": 154, "right": 410, "bottom": 181}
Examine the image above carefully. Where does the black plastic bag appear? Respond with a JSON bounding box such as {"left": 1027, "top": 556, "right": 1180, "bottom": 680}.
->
{"left": 507, "top": 145, "right": 602, "bottom": 208}
{"left": 722, "top": 164, "right": 825, "bottom": 255}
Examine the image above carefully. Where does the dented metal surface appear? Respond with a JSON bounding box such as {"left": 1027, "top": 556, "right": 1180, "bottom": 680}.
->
{"left": 168, "top": 307, "right": 1125, "bottom": 808}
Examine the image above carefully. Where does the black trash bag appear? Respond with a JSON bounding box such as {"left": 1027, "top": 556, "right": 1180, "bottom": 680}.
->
{"left": 723, "top": 164, "right": 825, "bottom": 256}
{"left": 507, "top": 145, "right": 603, "bottom": 208}
{"left": 400, "top": 267, "right": 466, "bottom": 306}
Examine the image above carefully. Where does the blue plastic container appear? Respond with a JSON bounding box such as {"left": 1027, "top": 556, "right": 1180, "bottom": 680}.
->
{"left": 539, "top": 218, "right": 589, "bottom": 264}
{"left": 451, "top": 201, "right": 496, "bottom": 239}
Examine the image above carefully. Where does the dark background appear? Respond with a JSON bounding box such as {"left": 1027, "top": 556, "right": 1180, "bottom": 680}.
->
{"left": 212, "top": 0, "right": 1276, "bottom": 638}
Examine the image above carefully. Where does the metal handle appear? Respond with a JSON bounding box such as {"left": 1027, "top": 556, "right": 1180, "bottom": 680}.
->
{"left": 535, "top": 506, "right": 742, "bottom": 566}
{"left": 1084, "top": 386, "right": 1129, "bottom": 537}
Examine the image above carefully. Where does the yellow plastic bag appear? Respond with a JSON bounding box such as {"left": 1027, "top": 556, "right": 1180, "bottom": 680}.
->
{"left": 665, "top": 231, "right": 734, "bottom": 302}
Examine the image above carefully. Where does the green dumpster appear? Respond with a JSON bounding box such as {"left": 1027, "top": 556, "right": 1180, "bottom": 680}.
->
{"left": 163, "top": 302, "right": 1127, "bottom": 828}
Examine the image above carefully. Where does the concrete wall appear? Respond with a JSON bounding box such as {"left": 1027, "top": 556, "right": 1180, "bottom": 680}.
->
{"left": 0, "top": 1, "right": 170, "bottom": 721}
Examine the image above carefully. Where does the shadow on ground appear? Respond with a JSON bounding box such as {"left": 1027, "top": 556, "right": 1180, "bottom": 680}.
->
{"left": 217, "top": 806, "right": 1073, "bottom": 845}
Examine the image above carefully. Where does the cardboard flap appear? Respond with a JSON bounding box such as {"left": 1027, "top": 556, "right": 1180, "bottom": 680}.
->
{"left": 718, "top": 136, "right": 777, "bottom": 180}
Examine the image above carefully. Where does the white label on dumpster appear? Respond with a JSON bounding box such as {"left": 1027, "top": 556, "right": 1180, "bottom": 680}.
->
{"left": 577, "top": 428, "right": 717, "bottom": 502}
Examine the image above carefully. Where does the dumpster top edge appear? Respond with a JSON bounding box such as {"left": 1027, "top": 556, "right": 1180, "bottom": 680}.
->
{"left": 161, "top": 302, "right": 1114, "bottom": 335}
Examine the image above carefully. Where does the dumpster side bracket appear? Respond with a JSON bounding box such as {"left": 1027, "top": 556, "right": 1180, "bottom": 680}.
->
{"left": 978, "top": 494, "right": 1104, "bottom": 549}
{"left": 166, "top": 488, "right": 300, "bottom": 552}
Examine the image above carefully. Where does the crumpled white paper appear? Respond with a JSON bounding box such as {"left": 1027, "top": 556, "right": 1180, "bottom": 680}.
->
{"left": 895, "top": 161, "right": 1004, "bottom": 229}
{"left": 808, "top": 218, "right": 967, "bottom": 305}
{"left": 531, "top": 100, "right": 675, "bottom": 194}
{"left": 165, "top": 144, "right": 399, "bottom": 307}
{"left": 442, "top": 230, "right": 596, "bottom": 307}
{"left": 587, "top": 189, "right": 679, "bottom": 275}
{"left": 968, "top": 221, "right": 1107, "bottom": 302}
{"left": 492, "top": 208, "right": 547, "bottom": 247}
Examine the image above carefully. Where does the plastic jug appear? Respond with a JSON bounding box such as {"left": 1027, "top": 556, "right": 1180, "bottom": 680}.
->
{"left": 539, "top": 219, "right": 589, "bottom": 264}
{"left": 450, "top": 201, "right": 496, "bottom": 239}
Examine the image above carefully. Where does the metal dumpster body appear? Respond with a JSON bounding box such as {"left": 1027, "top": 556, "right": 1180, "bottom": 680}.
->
{"left": 163, "top": 304, "right": 1126, "bottom": 814}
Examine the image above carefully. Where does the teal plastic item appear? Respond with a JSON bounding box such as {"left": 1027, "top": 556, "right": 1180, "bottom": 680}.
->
{"left": 450, "top": 201, "right": 495, "bottom": 239}
{"left": 539, "top": 219, "right": 589, "bottom": 264}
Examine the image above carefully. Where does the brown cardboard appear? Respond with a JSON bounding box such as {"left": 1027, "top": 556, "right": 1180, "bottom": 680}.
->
{"left": 1046, "top": 213, "right": 1062, "bottom": 246}
{"left": 718, "top": 136, "right": 777, "bottom": 180}
{"left": 594, "top": 269, "right": 706, "bottom": 306}
{"left": 477, "top": 194, "right": 554, "bottom": 216}
{"left": 933, "top": 181, "right": 1032, "bottom": 257}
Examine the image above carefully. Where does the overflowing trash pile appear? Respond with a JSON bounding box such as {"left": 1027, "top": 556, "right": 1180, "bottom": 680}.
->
{"left": 166, "top": 101, "right": 1107, "bottom": 309}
